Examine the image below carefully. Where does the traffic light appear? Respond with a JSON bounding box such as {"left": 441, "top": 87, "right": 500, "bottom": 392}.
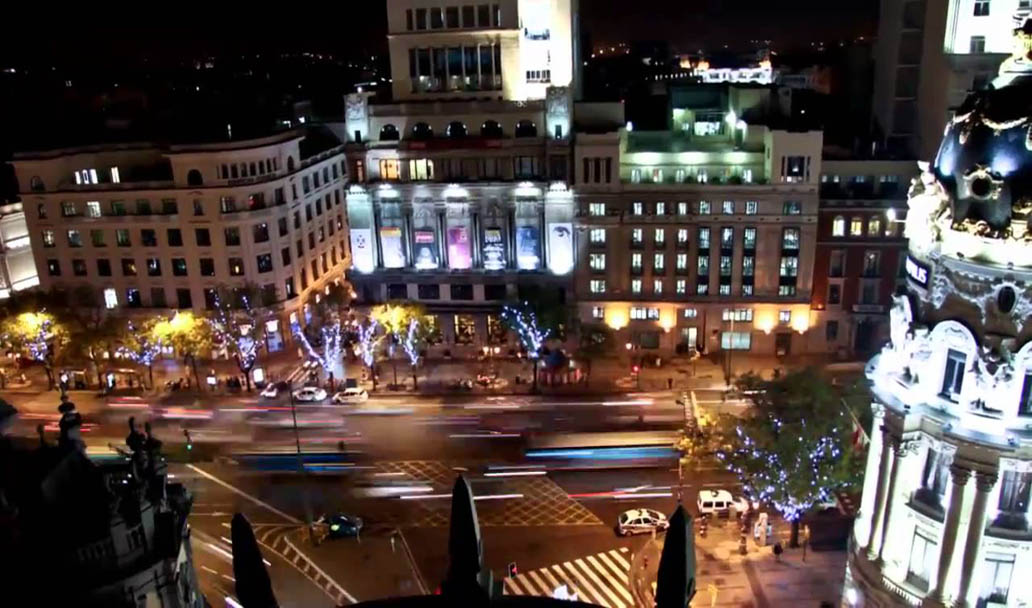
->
{"left": 507, "top": 562, "right": 518, "bottom": 578}
{"left": 631, "top": 365, "right": 640, "bottom": 375}
{"left": 183, "top": 429, "right": 193, "bottom": 451}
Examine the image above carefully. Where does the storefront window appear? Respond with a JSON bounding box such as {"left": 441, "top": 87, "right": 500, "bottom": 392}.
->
{"left": 454, "top": 314, "right": 476, "bottom": 344}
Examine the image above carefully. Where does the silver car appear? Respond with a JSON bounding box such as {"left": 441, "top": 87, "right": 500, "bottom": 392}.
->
{"left": 616, "top": 508, "right": 669, "bottom": 536}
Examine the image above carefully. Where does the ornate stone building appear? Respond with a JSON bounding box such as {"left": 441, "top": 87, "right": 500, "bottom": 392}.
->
{"left": 845, "top": 14, "right": 1032, "bottom": 608}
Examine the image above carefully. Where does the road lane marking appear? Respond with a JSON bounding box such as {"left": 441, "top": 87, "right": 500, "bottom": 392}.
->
{"left": 503, "top": 578, "right": 521, "bottom": 595}
{"left": 597, "top": 551, "right": 630, "bottom": 584}
{"left": 574, "top": 558, "right": 625, "bottom": 608}
{"left": 589, "top": 554, "right": 632, "bottom": 603}
{"left": 559, "top": 562, "right": 609, "bottom": 607}
{"left": 609, "top": 550, "right": 631, "bottom": 570}
{"left": 527, "top": 570, "right": 551, "bottom": 595}
{"left": 539, "top": 567, "right": 564, "bottom": 593}
{"left": 186, "top": 464, "right": 300, "bottom": 524}
{"left": 282, "top": 535, "right": 358, "bottom": 604}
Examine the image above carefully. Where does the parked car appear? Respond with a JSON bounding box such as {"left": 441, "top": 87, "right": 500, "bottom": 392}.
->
{"left": 261, "top": 382, "right": 289, "bottom": 399}
{"left": 697, "top": 489, "right": 734, "bottom": 516}
{"left": 332, "top": 387, "right": 369, "bottom": 404}
{"left": 616, "top": 508, "right": 669, "bottom": 536}
{"left": 318, "top": 513, "right": 363, "bottom": 539}
{"left": 292, "top": 387, "right": 327, "bottom": 402}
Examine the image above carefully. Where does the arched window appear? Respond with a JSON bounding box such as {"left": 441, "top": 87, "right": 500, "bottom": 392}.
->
{"left": 186, "top": 169, "right": 203, "bottom": 187}
{"left": 29, "top": 176, "right": 45, "bottom": 192}
{"left": 446, "top": 121, "right": 468, "bottom": 138}
{"left": 287, "top": 156, "right": 296, "bottom": 172}
{"left": 832, "top": 216, "right": 845, "bottom": 237}
{"left": 850, "top": 216, "right": 864, "bottom": 237}
{"left": 515, "top": 120, "right": 537, "bottom": 138}
{"left": 411, "top": 122, "right": 434, "bottom": 140}
{"left": 481, "top": 120, "right": 503, "bottom": 138}
{"left": 379, "top": 124, "right": 400, "bottom": 141}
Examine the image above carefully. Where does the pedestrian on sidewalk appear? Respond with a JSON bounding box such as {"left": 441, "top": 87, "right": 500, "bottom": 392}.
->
{"left": 667, "top": 377, "right": 673, "bottom": 389}
{"left": 773, "top": 542, "right": 783, "bottom": 562}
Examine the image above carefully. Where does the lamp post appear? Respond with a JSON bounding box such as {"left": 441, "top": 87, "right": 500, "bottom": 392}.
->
{"left": 286, "top": 381, "right": 315, "bottom": 542}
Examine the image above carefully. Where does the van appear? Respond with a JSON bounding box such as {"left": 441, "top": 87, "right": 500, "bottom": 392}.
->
{"left": 697, "top": 489, "right": 734, "bottom": 516}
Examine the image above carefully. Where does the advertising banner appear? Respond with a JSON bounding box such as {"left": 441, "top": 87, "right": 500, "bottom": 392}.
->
{"left": 447, "top": 225, "right": 472, "bottom": 270}
{"left": 516, "top": 224, "right": 540, "bottom": 270}
{"left": 350, "top": 228, "right": 375, "bottom": 273}
{"left": 547, "top": 222, "right": 574, "bottom": 274}
{"left": 380, "top": 226, "right": 405, "bottom": 269}
{"left": 483, "top": 227, "right": 506, "bottom": 270}
{"left": 412, "top": 230, "right": 439, "bottom": 270}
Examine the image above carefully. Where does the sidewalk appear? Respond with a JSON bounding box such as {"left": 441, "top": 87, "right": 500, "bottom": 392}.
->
{"left": 631, "top": 517, "right": 845, "bottom": 607}
{"left": 286, "top": 526, "right": 427, "bottom": 602}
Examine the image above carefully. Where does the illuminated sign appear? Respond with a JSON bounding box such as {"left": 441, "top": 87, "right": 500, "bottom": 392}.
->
{"left": 380, "top": 227, "right": 405, "bottom": 269}
{"left": 905, "top": 255, "right": 929, "bottom": 287}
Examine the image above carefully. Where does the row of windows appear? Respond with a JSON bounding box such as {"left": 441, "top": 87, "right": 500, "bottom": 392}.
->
{"left": 384, "top": 282, "right": 508, "bottom": 302}
{"left": 41, "top": 214, "right": 342, "bottom": 250}
{"left": 590, "top": 226, "right": 771, "bottom": 251}
{"left": 379, "top": 119, "right": 536, "bottom": 142}
{"left": 830, "top": 215, "right": 900, "bottom": 238}
{"left": 587, "top": 200, "right": 801, "bottom": 217}
{"left": 404, "top": 4, "right": 501, "bottom": 31}
{"left": 98, "top": 284, "right": 283, "bottom": 311}
{"left": 587, "top": 277, "right": 793, "bottom": 298}
{"left": 216, "top": 156, "right": 283, "bottom": 182}
{"left": 374, "top": 154, "right": 562, "bottom": 182}
{"left": 827, "top": 248, "right": 884, "bottom": 278}
{"left": 407, "top": 45, "right": 504, "bottom": 93}
{"left": 628, "top": 166, "right": 755, "bottom": 185}
{"left": 44, "top": 243, "right": 345, "bottom": 280}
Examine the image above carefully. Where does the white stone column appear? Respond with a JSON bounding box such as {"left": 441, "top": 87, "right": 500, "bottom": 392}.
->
{"left": 876, "top": 437, "right": 917, "bottom": 563}
{"left": 926, "top": 464, "right": 970, "bottom": 605}
{"left": 866, "top": 429, "right": 895, "bottom": 560}
{"left": 956, "top": 471, "right": 998, "bottom": 608}
{"left": 857, "top": 404, "right": 886, "bottom": 547}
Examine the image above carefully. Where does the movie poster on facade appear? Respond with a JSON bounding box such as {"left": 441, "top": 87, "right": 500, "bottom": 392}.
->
{"left": 547, "top": 222, "right": 574, "bottom": 274}
{"left": 412, "top": 230, "right": 439, "bottom": 269}
{"left": 516, "top": 224, "right": 540, "bottom": 270}
{"left": 350, "top": 228, "right": 375, "bottom": 273}
{"left": 447, "top": 225, "right": 472, "bottom": 269}
{"left": 483, "top": 227, "right": 506, "bottom": 270}
{"left": 380, "top": 226, "right": 405, "bottom": 269}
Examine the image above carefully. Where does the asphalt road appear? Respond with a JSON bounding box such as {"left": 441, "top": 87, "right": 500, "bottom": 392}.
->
{"left": 6, "top": 384, "right": 750, "bottom": 606}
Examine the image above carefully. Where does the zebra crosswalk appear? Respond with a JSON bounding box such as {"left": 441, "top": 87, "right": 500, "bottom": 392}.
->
{"left": 502, "top": 547, "right": 632, "bottom": 608}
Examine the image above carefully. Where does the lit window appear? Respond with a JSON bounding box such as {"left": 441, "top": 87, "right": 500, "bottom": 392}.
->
{"left": 654, "top": 228, "right": 665, "bottom": 246}
{"left": 631, "top": 279, "right": 642, "bottom": 294}
{"left": 782, "top": 228, "right": 800, "bottom": 249}
{"left": 745, "top": 201, "right": 758, "bottom": 215}
{"left": 698, "top": 228, "right": 710, "bottom": 249}
{"left": 589, "top": 202, "right": 606, "bottom": 216}
{"left": 676, "top": 279, "right": 686, "bottom": 294}
{"left": 683, "top": 308, "right": 698, "bottom": 318}
{"left": 653, "top": 253, "right": 665, "bottom": 270}
{"left": 743, "top": 168, "right": 753, "bottom": 183}
{"left": 743, "top": 227, "right": 756, "bottom": 249}
{"left": 647, "top": 308, "right": 660, "bottom": 320}
{"left": 980, "top": 553, "right": 1015, "bottom": 606}
{"left": 698, "top": 200, "right": 711, "bottom": 214}
{"left": 111, "top": 167, "right": 121, "bottom": 183}
{"left": 653, "top": 279, "right": 663, "bottom": 294}
{"left": 697, "top": 255, "right": 709, "bottom": 274}
{"left": 868, "top": 217, "right": 882, "bottom": 237}
{"left": 779, "top": 310, "right": 791, "bottom": 324}
{"left": 832, "top": 216, "right": 846, "bottom": 237}
{"left": 632, "top": 201, "right": 644, "bottom": 215}
{"left": 656, "top": 202, "right": 666, "bottom": 215}
{"left": 677, "top": 229, "right": 689, "bottom": 245}
{"left": 782, "top": 201, "right": 802, "bottom": 215}
{"left": 590, "top": 279, "right": 606, "bottom": 294}
{"left": 677, "top": 202, "right": 688, "bottom": 215}
{"left": 720, "top": 256, "right": 732, "bottom": 276}
{"left": 589, "top": 253, "right": 606, "bottom": 271}
{"left": 631, "top": 253, "right": 643, "bottom": 270}
{"left": 721, "top": 227, "right": 734, "bottom": 249}
{"left": 379, "top": 159, "right": 401, "bottom": 180}
{"left": 632, "top": 229, "right": 643, "bottom": 245}
{"left": 722, "top": 200, "right": 735, "bottom": 214}
{"left": 631, "top": 168, "right": 642, "bottom": 183}
{"left": 104, "top": 288, "right": 118, "bottom": 309}
{"left": 721, "top": 331, "right": 751, "bottom": 350}
{"left": 676, "top": 168, "right": 686, "bottom": 183}
{"left": 86, "top": 201, "right": 102, "bottom": 218}
{"left": 719, "top": 284, "right": 731, "bottom": 295}
{"left": 41, "top": 230, "right": 55, "bottom": 247}
{"left": 589, "top": 228, "right": 606, "bottom": 244}
{"left": 722, "top": 308, "right": 753, "bottom": 322}
{"left": 697, "top": 169, "right": 708, "bottom": 183}
{"left": 676, "top": 254, "right": 688, "bottom": 270}
{"left": 592, "top": 306, "right": 605, "bottom": 319}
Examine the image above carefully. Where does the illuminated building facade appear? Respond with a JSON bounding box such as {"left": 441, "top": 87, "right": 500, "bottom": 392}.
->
{"left": 572, "top": 84, "right": 825, "bottom": 356}
{"left": 0, "top": 201, "right": 40, "bottom": 298}
{"left": 845, "top": 19, "right": 1032, "bottom": 607}
{"left": 812, "top": 160, "right": 917, "bottom": 356}
{"left": 344, "top": 0, "right": 579, "bottom": 349}
{"left": 11, "top": 130, "right": 349, "bottom": 350}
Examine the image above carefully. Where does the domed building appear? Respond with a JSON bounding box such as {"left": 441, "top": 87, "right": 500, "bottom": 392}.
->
{"left": 844, "top": 13, "right": 1032, "bottom": 608}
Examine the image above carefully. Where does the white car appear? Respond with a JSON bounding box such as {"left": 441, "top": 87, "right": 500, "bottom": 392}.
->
{"left": 697, "top": 489, "right": 735, "bottom": 516}
{"left": 332, "top": 388, "right": 369, "bottom": 404}
{"left": 260, "top": 383, "right": 282, "bottom": 399}
{"left": 616, "top": 508, "right": 669, "bottom": 536}
{"left": 292, "top": 387, "right": 327, "bottom": 402}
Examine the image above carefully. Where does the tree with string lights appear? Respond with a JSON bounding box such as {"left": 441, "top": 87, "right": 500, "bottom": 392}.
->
{"left": 0, "top": 310, "right": 67, "bottom": 390}
{"left": 352, "top": 318, "right": 383, "bottom": 391}
{"left": 116, "top": 317, "right": 165, "bottom": 389}
{"left": 500, "top": 301, "right": 551, "bottom": 392}
{"left": 294, "top": 313, "right": 345, "bottom": 388}
{"left": 208, "top": 288, "right": 267, "bottom": 392}
{"left": 715, "top": 367, "right": 861, "bottom": 547}
{"left": 370, "top": 301, "right": 427, "bottom": 389}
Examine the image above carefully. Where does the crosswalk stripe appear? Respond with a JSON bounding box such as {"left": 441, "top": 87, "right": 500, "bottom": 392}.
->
{"left": 588, "top": 554, "right": 632, "bottom": 604}
{"left": 596, "top": 551, "right": 630, "bottom": 584}
{"left": 550, "top": 565, "right": 582, "bottom": 601}
{"left": 619, "top": 547, "right": 629, "bottom": 553}
{"left": 539, "top": 567, "right": 564, "bottom": 593}
{"left": 560, "top": 562, "right": 609, "bottom": 607}
{"left": 503, "top": 578, "right": 522, "bottom": 595}
{"left": 574, "top": 558, "right": 625, "bottom": 608}
{"left": 608, "top": 549, "right": 631, "bottom": 570}
{"left": 513, "top": 574, "right": 541, "bottom": 595}
{"left": 527, "top": 570, "right": 552, "bottom": 595}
